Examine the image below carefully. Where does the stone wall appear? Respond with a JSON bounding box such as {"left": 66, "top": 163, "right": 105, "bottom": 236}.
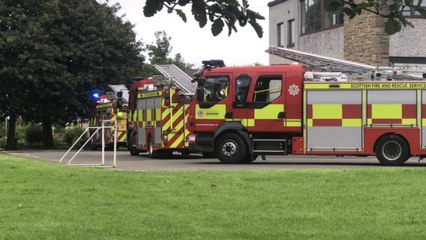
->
{"left": 343, "top": 12, "right": 389, "bottom": 66}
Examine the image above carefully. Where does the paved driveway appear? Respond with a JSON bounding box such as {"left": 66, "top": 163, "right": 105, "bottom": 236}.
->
{"left": 4, "top": 149, "right": 426, "bottom": 171}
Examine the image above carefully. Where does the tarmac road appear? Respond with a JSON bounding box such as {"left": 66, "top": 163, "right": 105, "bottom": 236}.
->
{"left": 4, "top": 149, "right": 426, "bottom": 171}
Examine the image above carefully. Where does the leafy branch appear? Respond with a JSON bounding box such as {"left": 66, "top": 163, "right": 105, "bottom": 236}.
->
{"left": 326, "top": 0, "right": 426, "bottom": 34}
{"left": 143, "top": 0, "right": 265, "bottom": 37}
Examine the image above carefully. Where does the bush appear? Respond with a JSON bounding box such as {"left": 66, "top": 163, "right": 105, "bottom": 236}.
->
{"left": 0, "top": 124, "right": 5, "bottom": 149}
{"left": 64, "top": 127, "right": 87, "bottom": 146}
{"left": 25, "top": 125, "right": 43, "bottom": 145}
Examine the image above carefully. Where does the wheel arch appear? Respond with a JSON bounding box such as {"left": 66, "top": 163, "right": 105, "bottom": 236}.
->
{"left": 373, "top": 132, "right": 411, "bottom": 156}
{"left": 214, "top": 122, "right": 251, "bottom": 153}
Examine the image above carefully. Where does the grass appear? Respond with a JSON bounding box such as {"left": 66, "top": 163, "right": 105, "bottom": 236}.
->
{"left": 1, "top": 153, "right": 426, "bottom": 240}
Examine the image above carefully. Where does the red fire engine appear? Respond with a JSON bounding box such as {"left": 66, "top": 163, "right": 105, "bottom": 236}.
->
{"left": 89, "top": 91, "right": 127, "bottom": 150}
{"left": 127, "top": 76, "right": 192, "bottom": 158}
{"left": 187, "top": 58, "right": 426, "bottom": 166}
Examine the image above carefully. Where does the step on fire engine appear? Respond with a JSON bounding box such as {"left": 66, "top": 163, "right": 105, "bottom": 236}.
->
{"left": 127, "top": 76, "right": 193, "bottom": 158}
{"left": 187, "top": 48, "right": 426, "bottom": 166}
{"left": 89, "top": 85, "right": 128, "bottom": 150}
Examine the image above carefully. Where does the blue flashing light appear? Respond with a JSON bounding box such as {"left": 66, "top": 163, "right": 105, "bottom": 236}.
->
{"left": 91, "top": 90, "right": 102, "bottom": 100}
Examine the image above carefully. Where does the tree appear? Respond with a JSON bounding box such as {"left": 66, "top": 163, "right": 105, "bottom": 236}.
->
{"left": 142, "top": 0, "right": 425, "bottom": 36}
{"left": 146, "top": 31, "right": 194, "bottom": 74}
{"left": 328, "top": 0, "right": 426, "bottom": 35}
{"left": 0, "top": 0, "right": 144, "bottom": 149}
{"left": 143, "top": 0, "right": 265, "bottom": 37}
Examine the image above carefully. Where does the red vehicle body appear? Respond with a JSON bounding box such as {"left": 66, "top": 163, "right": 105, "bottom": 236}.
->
{"left": 127, "top": 77, "right": 192, "bottom": 158}
{"left": 187, "top": 61, "right": 426, "bottom": 165}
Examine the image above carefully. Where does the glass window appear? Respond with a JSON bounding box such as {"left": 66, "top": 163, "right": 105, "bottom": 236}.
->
{"left": 288, "top": 19, "right": 295, "bottom": 47}
{"left": 235, "top": 75, "right": 252, "bottom": 103}
{"left": 253, "top": 76, "right": 282, "bottom": 103}
{"left": 301, "top": 0, "right": 321, "bottom": 34}
{"left": 301, "top": 0, "right": 344, "bottom": 34}
{"left": 199, "top": 76, "right": 229, "bottom": 104}
{"left": 402, "top": 0, "right": 426, "bottom": 16}
{"left": 324, "top": 4, "right": 344, "bottom": 28}
{"left": 277, "top": 22, "right": 284, "bottom": 47}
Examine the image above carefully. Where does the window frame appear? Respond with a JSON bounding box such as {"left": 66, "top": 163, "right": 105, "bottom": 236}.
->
{"left": 300, "top": 0, "right": 344, "bottom": 35}
{"left": 287, "top": 19, "right": 295, "bottom": 47}
{"left": 277, "top": 22, "right": 285, "bottom": 47}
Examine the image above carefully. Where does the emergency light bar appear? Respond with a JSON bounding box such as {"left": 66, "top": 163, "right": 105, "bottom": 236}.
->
{"left": 202, "top": 60, "right": 225, "bottom": 68}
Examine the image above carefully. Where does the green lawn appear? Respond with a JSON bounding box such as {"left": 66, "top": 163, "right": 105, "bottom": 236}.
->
{"left": 1, "top": 153, "right": 426, "bottom": 239}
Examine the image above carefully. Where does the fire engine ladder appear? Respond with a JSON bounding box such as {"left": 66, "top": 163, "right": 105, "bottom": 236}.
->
{"left": 108, "top": 84, "right": 129, "bottom": 103}
{"left": 266, "top": 46, "right": 423, "bottom": 81}
{"left": 154, "top": 64, "right": 197, "bottom": 94}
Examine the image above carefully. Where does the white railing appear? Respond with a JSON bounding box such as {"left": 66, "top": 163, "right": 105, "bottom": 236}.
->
{"left": 59, "top": 119, "right": 118, "bottom": 167}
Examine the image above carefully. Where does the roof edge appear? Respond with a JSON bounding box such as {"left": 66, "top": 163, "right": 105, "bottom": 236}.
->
{"left": 268, "top": 0, "right": 287, "bottom": 7}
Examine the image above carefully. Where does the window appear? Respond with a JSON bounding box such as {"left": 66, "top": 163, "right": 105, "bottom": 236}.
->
{"left": 253, "top": 76, "right": 282, "bottom": 103}
{"left": 235, "top": 75, "right": 252, "bottom": 103}
{"left": 324, "top": 4, "right": 344, "bottom": 28}
{"left": 277, "top": 22, "right": 284, "bottom": 47}
{"left": 301, "top": 0, "right": 343, "bottom": 34}
{"left": 199, "top": 76, "right": 229, "bottom": 105}
{"left": 301, "top": 0, "right": 321, "bottom": 34}
{"left": 402, "top": 0, "right": 426, "bottom": 16}
{"left": 288, "top": 19, "right": 295, "bottom": 47}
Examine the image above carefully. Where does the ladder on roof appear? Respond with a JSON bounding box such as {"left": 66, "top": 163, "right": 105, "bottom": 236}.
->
{"left": 266, "top": 46, "right": 423, "bottom": 81}
{"left": 154, "top": 64, "right": 197, "bottom": 94}
{"left": 108, "top": 84, "right": 129, "bottom": 103}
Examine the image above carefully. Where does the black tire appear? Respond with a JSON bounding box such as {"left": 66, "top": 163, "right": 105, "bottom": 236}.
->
{"left": 127, "top": 135, "right": 139, "bottom": 156}
{"left": 375, "top": 134, "right": 410, "bottom": 166}
{"left": 215, "top": 133, "right": 249, "bottom": 164}
{"left": 104, "top": 143, "right": 114, "bottom": 151}
{"left": 148, "top": 136, "right": 157, "bottom": 158}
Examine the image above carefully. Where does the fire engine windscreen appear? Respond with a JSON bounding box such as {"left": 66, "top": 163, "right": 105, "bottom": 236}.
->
{"left": 197, "top": 76, "right": 229, "bottom": 104}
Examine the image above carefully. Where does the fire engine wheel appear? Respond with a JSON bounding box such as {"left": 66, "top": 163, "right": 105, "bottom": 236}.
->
{"left": 215, "top": 133, "right": 249, "bottom": 164}
{"left": 148, "top": 137, "right": 158, "bottom": 158}
{"left": 375, "top": 134, "right": 410, "bottom": 166}
{"left": 127, "top": 136, "right": 139, "bottom": 156}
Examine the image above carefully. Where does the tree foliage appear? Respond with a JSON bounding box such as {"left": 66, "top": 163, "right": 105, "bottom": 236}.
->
{"left": 0, "top": 0, "right": 144, "bottom": 149}
{"left": 146, "top": 31, "right": 194, "bottom": 73}
{"left": 326, "top": 0, "right": 426, "bottom": 34}
{"left": 143, "top": 0, "right": 425, "bottom": 36}
{"left": 143, "top": 0, "right": 265, "bottom": 37}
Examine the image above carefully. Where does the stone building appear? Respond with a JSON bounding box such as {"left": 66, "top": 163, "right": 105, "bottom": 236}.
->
{"left": 268, "top": 0, "right": 426, "bottom": 69}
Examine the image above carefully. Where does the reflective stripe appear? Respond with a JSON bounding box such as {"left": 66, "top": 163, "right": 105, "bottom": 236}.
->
{"left": 372, "top": 104, "right": 402, "bottom": 119}
{"left": 254, "top": 104, "right": 283, "bottom": 119}
{"left": 195, "top": 104, "right": 226, "bottom": 120}
{"left": 342, "top": 119, "right": 362, "bottom": 127}
{"left": 313, "top": 104, "right": 342, "bottom": 119}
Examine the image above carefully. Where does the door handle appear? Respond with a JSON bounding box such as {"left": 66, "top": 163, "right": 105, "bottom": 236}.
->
{"left": 225, "top": 112, "right": 233, "bottom": 118}
{"left": 277, "top": 112, "right": 285, "bottom": 119}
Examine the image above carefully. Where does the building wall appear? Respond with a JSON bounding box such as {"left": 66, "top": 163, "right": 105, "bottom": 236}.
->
{"left": 343, "top": 11, "right": 389, "bottom": 66}
{"left": 390, "top": 19, "right": 426, "bottom": 58}
{"left": 268, "top": 0, "right": 426, "bottom": 66}
{"left": 268, "top": 0, "right": 299, "bottom": 64}
{"left": 299, "top": 28, "right": 344, "bottom": 59}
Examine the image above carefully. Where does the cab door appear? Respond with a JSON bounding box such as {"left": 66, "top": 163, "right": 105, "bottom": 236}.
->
{"left": 245, "top": 74, "right": 286, "bottom": 133}
{"left": 195, "top": 75, "right": 231, "bottom": 132}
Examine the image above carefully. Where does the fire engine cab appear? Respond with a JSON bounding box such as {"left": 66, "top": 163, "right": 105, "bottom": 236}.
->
{"left": 187, "top": 56, "right": 426, "bottom": 166}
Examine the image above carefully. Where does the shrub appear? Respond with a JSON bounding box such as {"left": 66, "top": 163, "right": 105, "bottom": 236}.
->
{"left": 0, "top": 124, "right": 5, "bottom": 149}
{"left": 25, "top": 125, "right": 43, "bottom": 145}
{"left": 64, "top": 127, "right": 87, "bottom": 146}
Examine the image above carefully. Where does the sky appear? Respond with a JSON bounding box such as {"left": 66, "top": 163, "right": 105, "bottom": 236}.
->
{"left": 106, "top": 0, "right": 270, "bottom": 67}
